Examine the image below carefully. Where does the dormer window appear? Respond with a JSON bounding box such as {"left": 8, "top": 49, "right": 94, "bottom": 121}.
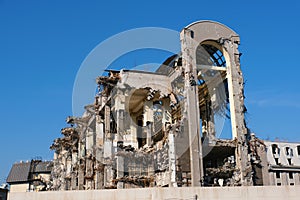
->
{"left": 272, "top": 144, "right": 280, "bottom": 157}
{"left": 286, "top": 147, "right": 293, "bottom": 157}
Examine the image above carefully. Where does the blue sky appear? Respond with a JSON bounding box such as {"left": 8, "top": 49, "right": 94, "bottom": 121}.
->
{"left": 1, "top": 0, "right": 300, "bottom": 183}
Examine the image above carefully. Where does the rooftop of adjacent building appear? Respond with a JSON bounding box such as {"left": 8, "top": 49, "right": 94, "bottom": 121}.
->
{"left": 6, "top": 160, "right": 52, "bottom": 184}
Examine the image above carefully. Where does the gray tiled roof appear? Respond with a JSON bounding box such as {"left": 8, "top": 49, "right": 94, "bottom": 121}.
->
{"left": 6, "top": 162, "right": 31, "bottom": 183}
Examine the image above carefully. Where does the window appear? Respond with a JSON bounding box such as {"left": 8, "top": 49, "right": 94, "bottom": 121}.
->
{"left": 276, "top": 172, "right": 280, "bottom": 179}
{"left": 287, "top": 158, "right": 292, "bottom": 165}
{"left": 190, "top": 30, "right": 194, "bottom": 38}
{"left": 275, "top": 158, "right": 279, "bottom": 165}
{"left": 272, "top": 144, "right": 279, "bottom": 155}
{"left": 297, "top": 145, "right": 300, "bottom": 156}
{"left": 289, "top": 172, "right": 294, "bottom": 179}
{"left": 286, "top": 147, "right": 293, "bottom": 156}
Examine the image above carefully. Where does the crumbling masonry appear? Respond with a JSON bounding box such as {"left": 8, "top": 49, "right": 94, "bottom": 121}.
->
{"left": 49, "top": 21, "right": 270, "bottom": 190}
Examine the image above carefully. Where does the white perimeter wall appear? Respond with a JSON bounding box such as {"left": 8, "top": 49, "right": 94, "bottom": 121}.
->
{"left": 9, "top": 184, "right": 29, "bottom": 193}
{"left": 8, "top": 186, "right": 300, "bottom": 200}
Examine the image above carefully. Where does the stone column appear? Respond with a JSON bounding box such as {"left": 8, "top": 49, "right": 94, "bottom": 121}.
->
{"left": 104, "top": 105, "right": 113, "bottom": 159}
{"left": 105, "top": 105, "right": 111, "bottom": 140}
{"left": 130, "top": 120, "right": 138, "bottom": 149}
{"left": 180, "top": 29, "right": 203, "bottom": 186}
{"left": 144, "top": 100, "right": 153, "bottom": 147}
{"left": 114, "top": 90, "right": 125, "bottom": 142}
{"left": 224, "top": 39, "right": 252, "bottom": 186}
{"left": 116, "top": 156, "right": 124, "bottom": 189}
{"left": 95, "top": 116, "right": 104, "bottom": 189}
{"left": 86, "top": 128, "right": 94, "bottom": 153}
{"left": 78, "top": 160, "right": 85, "bottom": 190}
{"left": 95, "top": 162, "right": 104, "bottom": 189}
{"left": 168, "top": 131, "right": 177, "bottom": 187}
{"left": 96, "top": 116, "right": 104, "bottom": 147}
{"left": 85, "top": 154, "right": 94, "bottom": 190}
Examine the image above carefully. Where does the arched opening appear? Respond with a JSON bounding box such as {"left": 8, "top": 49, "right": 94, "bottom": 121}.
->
{"left": 196, "top": 41, "right": 230, "bottom": 141}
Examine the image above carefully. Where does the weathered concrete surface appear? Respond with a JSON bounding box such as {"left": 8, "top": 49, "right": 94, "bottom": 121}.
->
{"left": 8, "top": 186, "right": 300, "bottom": 200}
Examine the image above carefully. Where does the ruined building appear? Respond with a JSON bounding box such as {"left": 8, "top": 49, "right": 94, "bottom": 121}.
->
{"left": 49, "top": 21, "right": 300, "bottom": 190}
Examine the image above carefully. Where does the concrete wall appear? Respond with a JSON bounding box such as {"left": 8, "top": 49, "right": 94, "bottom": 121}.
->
{"left": 8, "top": 186, "right": 300, "bottom": 200}
{"left": 9, "top": 184, "right": 29, "bottom": 193}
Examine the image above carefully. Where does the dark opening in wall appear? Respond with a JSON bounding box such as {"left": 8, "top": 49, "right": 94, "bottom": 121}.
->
{"left": 289, "top": 172, "right": 294, "bottom": 179}
{"left": 286, "top": 147, "right": 293, "bottom": 156}
{"left": 272, "top": 144, "right": 279, "bottom": 154}
{"left": 276, "top": 172, "right": 280, "bottom": 179}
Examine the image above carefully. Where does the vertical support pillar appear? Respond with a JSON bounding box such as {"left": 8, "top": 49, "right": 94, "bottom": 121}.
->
{"left": 86, "top": 128, "right": 95, "bottom": 153}
{"left": 104, "top": 105, "right": 113, "bottom": 158}
{"left": 71, "top": 172, "right": 77, "bottom": 190}
{"left": 294, "top": 173, "right": 300, "bottom": 185}
{"left": 95, "top": 163, "right": 104, "bottom": 189}
{"left": 66, "top": 157, "right": 72, "bottom": 186}
{"left": 117, "top": 110, "right": 124, "bottom": 141}
{"left": 116, "top": 156, "right": 124, "bottom": 189}
{"left": 96, "top": 116, "right": 104, "bottom": 147}
{"left": 105, "top": 105, "right": 111, "bottom": 140}
{"left": 224, "top": 38, "right": 252, "bottom": 185}
{"left": 78, "top": 160, "right": 85, "bottom": 190}
{"left": 146, "top": 122, "right": 153, "bottom": 147}
{"left": 180, "top": 29, "right": 203, "bottom": 186}
{"left": 168, "top": 131, "right": 177, "bottom": 187}
{"left": 70, "top": 152, "right": 77, "bottom": 191}
{"left": 95, "top": 116, "right": 104, "bottom": 189}
{"left": 103, "top": 105, "right": 114, "bottom": 187}
{"left": 162, "top": 98, "right": 172, "bottom": 132}
{"left": 115, "top": 90, "right": 125, "bottom": 142}
{"left": 61, "top": 150, "right": 67, "bottom": 190}
{"left": 130, "top": 120, "right": 138, "bottom": 149}
{"left": 144, "top": 100, "right": 153, "bottom": 147}
{"left": 95, "top": 115, "right": 104, "bottom": 169}
{"left": 85, "top": 155, "right": 94, "bottom": 190}
{"left": 104, "top": 165, "right": 114, "bottom": 188}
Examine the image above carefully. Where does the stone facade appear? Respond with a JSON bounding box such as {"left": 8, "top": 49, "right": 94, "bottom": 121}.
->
{"left": 48, "top": 20, "right": 300, "bottom": 191}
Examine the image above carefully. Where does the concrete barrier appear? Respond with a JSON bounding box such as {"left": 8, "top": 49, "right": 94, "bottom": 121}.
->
{"left": 8, "top": 186, "right": 300, "bottom": 200}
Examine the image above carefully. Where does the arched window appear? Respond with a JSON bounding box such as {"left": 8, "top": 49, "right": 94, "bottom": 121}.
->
{"left": 272, "top": 144, "right": 279, "bottom": 154}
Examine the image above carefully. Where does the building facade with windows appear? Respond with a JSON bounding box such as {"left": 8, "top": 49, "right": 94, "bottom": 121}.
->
{"left": 264, "top": 141, "right": 300, "bottom": 186}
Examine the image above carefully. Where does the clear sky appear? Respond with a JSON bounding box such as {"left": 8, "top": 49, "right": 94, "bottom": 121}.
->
{"left": 1, "top": 0, "right": 300, "bottom": 183}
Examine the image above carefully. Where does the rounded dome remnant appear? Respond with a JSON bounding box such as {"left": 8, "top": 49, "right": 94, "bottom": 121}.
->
{"left": 181, "top": 20, "right": 240, "bottom": 44}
